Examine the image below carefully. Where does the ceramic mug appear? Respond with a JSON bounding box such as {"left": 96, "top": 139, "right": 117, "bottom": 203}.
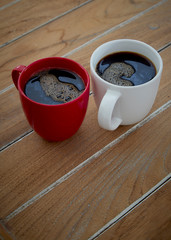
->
{"left": 90, "top": 39, "right": 163, "bottom": 130}
{"left": 12, "top": 57, "right": 90, "bottom": 141}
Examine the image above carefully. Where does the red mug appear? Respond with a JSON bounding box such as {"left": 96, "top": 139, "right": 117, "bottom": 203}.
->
{"left": 12, "top": 57, "right": 90, "bottom": 141}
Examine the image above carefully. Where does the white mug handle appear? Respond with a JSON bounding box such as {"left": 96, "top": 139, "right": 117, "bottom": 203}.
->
{"left": 98, "top": 89, "right": 122, "bottom": 130}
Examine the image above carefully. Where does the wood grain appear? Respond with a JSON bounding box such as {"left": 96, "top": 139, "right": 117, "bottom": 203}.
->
{"left": 5, "top": 107, "right": 171, "bottom": 239}
{"left": 0, "top": 95, "right": 131, "bottom": 218}
{"left": 0, "top": 0, "right": 15, "bottom": 8}
{"left": 0, "top": 223, "right": 14, "bottom": 240}
{"left": 0, "top": 1, "right": 170, "bottom": 148}
{"left": 0, "top": 88, "right": 30, "bottom": 148}
{"left": 0, "top": 0, "right": 161, "bottom": 91}
{"left": 0, "top": 45, "right": 170, "bottom": 149}
{"left": 70, "top": 0, "right": 171, "bottom": 72}
{"left": 0, "top": 1, "right": 170, "bottom": 239}
{"left": 0, "top": 45, "right": 170, "bottom": 217}
{"left": 0, "top": 0, "right": 87, "bottom": 45}
{"left": 97, "top": 181, "right": 171, "bottom": 240}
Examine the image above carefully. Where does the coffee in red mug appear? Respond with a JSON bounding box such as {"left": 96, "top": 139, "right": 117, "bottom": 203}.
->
{"left": 12, "top": 57, "right": 90, "bottom": 141}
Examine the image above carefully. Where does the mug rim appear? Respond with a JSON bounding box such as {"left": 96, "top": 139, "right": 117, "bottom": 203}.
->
{"left": 90, "top": 39, "right": 163, "bottom": 89}
{"left": 18, "top": 57, "right": 90, "bottom": 107}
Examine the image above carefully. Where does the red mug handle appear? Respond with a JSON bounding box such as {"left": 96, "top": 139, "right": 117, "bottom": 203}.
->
{"left": 12, "top": 65, "right": 26, "bottom": 89}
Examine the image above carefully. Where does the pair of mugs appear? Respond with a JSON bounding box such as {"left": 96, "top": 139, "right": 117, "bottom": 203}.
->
{"left": 12, "top": 39, "right": 163, "bottom": 141}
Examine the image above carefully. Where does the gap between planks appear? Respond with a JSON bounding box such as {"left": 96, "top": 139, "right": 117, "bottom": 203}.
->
{"left": 89, "top": 173, "right": 171, "bottom": 240}
{"left": 0, "top": 0, "right": 21, "bottom": 11}
{"left": 63, "top": 0, "right": 168, "bottom": 58}
{"left": 0, "top": 90, "right": 91, "bottom": 152}
{"left": 0, "top": 42, "right": 170, "bottom": 151}
{"left": 0, "top": 0, "right": 94, "bottom": 49}
{"left": 0, "top": 0, "right": 168, "bottom": 95}
{"left": 3, "top": 100, "right": 171, "bottom": 222}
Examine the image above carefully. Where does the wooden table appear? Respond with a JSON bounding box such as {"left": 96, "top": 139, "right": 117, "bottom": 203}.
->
{"left": 0, "top": 0, "right": 171, "bottom": 239}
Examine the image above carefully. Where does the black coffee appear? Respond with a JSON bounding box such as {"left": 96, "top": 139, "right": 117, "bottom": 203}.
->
{"left": 96, "top": 52, "right": 156, "bottom": 86}
{"left": 24, "top": 69, "right": 85, "bottom": 104}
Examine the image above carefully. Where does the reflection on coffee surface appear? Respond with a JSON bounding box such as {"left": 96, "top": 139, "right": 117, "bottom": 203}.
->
{"left": 24, "top": 69, "right": 85, "bottom": 104}
{"left": 96, "top": 52, "right": 156, "bottom": 86}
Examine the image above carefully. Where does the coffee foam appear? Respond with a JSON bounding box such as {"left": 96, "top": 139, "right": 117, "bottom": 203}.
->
{"left": 40, "top": 74, "right": 83, "bottom": 103}
{"left": 102, "top": 62, "right": 134, "bottom": 86}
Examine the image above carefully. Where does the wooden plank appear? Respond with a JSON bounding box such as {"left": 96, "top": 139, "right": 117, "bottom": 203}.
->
{"left": 0, "top": 1, "right": 170, "bottom": 148}
{"left": 0, "top": 43, "right": 170, "bottom": 149}
{"left": 97, "top": 181, "right": 171, "bottom": 240}
{"left": 0, "top": 0, "right": 170, "bottom": 222}
{"left": 0, "top": 0, "right": 15, "bottom": 8}
{"left": 0, "top": 0, "right": 161, "bottom": 91}
{"left": 5, "top": 107, "right": 171, "bottom": 239}
{"left": 0, "top": 223, "right": 14, "bottom": 240}
{"left": 70, "top": 0, "right": 171, "bottom": 73}
{"left": 0, "top": 88, "right": 30, "bottom": 148}
{"left": 0, "top": 75, "right": 170, "bottom": 219}
{"left": 0, "top": 0, "right": 87, "bottom": 45}
{"left": 1, "top": 1, "right": 170, "bottom": 240}
{"left": 0, "top": 95, "right": 131, "bottom": 218}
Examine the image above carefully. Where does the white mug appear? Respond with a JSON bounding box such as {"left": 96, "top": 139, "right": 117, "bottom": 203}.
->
{"left": 90, "top": 39, "right": 163, "bottom": 130}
